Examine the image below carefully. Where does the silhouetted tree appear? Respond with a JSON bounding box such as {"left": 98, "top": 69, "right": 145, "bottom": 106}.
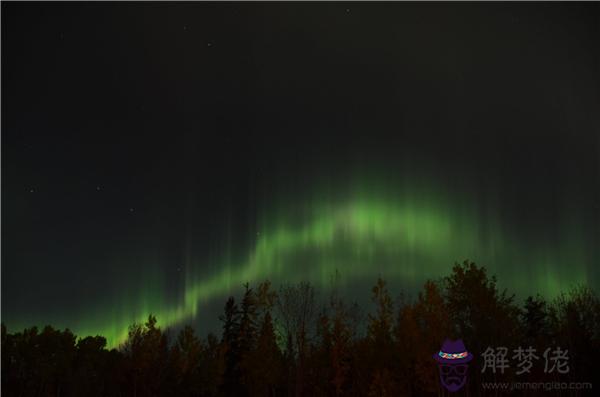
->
{"left": 3, "top": 271, "right": 599, "bottom": 397}
{"left": 243, "top": 311, "right": 283, "bottom": 396}
{"left": 122, "top": 315, "right": 169, "bottom": 397}
{"left": 239, "top": 283, "right": 258, "bottom": 358}
{"left": 199, "top": 332, "right": 225, "bottom": 397}
{"left": 367, "top": 278, "right": 398, "bottom": 396}
{"left": 444, "top": 260, "right": 521, "bottom": 395}
{"left": 395, "top": 280, "right": 450, "bottom": 395}
{"left": 166, "top": 325, "right": 203, "bottom": 396}
{"left": 523, "top": 295, "right": 550, "bottom": 343}
{"left": 548, "top": 285, "right": 600, "bottom": 386}
{"left": 73, "top": 335, "right": 110, "bottom": 396}
{"left": 220, "top": 296, "right": 244, "bottom": 397}
{"left": 277, "top": 281, "right": 316, "bottom": 397}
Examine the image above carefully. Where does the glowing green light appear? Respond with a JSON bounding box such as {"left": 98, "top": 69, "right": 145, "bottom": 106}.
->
{"left": 7, "top": 175, "right": 594, "bottom": 348}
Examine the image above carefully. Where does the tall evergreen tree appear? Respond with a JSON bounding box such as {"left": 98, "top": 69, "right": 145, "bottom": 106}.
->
{"left": 220, "top": 296, "right": 244, "bottom": 397}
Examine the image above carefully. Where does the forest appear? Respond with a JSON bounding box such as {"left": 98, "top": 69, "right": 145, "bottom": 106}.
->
{"left": 2, "top": 261, "right": 599, "bottom": 396}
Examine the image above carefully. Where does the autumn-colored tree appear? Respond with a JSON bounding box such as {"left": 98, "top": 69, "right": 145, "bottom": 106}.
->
{"left": 444, "top": 260, "right": 520, "bottom": 349}
{"left": 239, "top": 281, "right": 283, "bottom": 397}
{"left": 311, "top": 308, "right": 333, "bottom": 396}
{"left": 368, "top": 278, "right": 394, "bottom": 348}
{"left": 395, "top": 299, "right": 420, "bottom": 395}
{"left": 395, "top": 280, "right": 450, "bottom": 395}
{"left": 255, "top": 280, "right": 278, "bottom": 317}
{"left": 243, "top": 311, "right": 284, "bottom": 396}
{"left": 367, "top": 278, "right": 399, "bottom": 396}
{"left": 329, "top": 293, "right": 356, "bottom": 396}
{"left": 367, "top": 368, "right": 396, "bottom": 397}
{"left": 277, "top": 281, "right": 317, "bottom": 397}
{"left": 444, "top": 260, "right": 521, "bottom": 395}
{"left": 167, "top": 325, "right": 203, "bottom": 396}
{"left": 3, "top": 273, "right": 599, "bottom": 397}
{"left": 310, "top": 284, "right": 359, "bottom": 397}
{"left": 122, "top": 314, "right": 169, "bottom": 397}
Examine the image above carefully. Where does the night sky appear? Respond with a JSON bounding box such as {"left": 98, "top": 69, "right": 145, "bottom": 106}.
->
{"left": 2, "top": 3, "right": 599, "bottom": 347}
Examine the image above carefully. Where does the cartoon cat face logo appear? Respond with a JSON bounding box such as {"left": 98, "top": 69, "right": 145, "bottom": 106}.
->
{"left": 433, "top": 339, "right": 474, "bottom": 392}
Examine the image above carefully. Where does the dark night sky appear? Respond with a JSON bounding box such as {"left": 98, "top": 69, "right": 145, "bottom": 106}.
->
{"left": 2, "top": 2, "right": 599, "bottom": 344}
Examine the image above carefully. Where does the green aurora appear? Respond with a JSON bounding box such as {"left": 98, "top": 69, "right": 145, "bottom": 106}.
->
{"left": 7, "top": 174, "right": 596, "bottom": 348}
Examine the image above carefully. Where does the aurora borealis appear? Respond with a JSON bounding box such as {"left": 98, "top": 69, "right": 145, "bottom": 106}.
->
{"left": 7, "top": 169, "right": 598, "bottom": 348}
{"left": 2, "top": 3, "right": 599, "bottom": 348}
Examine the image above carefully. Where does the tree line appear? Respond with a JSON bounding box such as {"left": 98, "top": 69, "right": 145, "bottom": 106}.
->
{"left": 2, "top": 260, "right": 599, "bottom": 396}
